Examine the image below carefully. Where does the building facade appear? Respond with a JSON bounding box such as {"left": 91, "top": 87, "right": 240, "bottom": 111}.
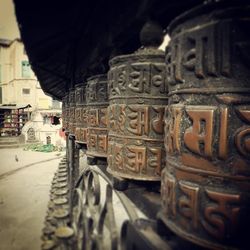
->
{"left": 0, "top": 38, "right": 57, "bottom": 110}
{"left": 0, "top": 39, "right": 64, "bottom": 145}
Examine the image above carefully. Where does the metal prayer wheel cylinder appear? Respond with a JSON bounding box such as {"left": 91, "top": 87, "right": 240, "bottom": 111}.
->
{"left": 62, "top": 95, "right": 66, "bottom": 131}
{"left": 62, "top": 94, "right": 69, "bottom": 131}
{"left": 86, "top": 74, "right": 108, "bottom": 158}
{"left": 107, "top": 47, "right": 167, "bottom": 181}
{"left": 75, "top": 83, "right": 88, "bottom": 144}
{"left": 68, "top": 88, "right": 76, "bottom": 135}
{"left": 160, "top": 2, "right": 250, "bottom": 249}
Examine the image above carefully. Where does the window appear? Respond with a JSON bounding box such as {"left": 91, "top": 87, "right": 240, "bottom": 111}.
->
{"left": 21, "top": 61, "right": 31, "bottom": 78}
{"left": 52, "top": 116, "right": 60, "bottom": 125}
{"left": 22, "top": 88, "right": 30, "bottom": 95}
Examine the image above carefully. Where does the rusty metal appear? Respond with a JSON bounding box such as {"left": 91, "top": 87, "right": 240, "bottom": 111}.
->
{"left": 75, "top": 83, "right": 88, "bottom": 144}
{"left": 71, "top": 165, "right": 141, "bottom": 250}
{"left": 86, "top": 74, "right": 109, "bottom": 158}
{"left": 107, "top": 31, "right": 167, "bottom": 181}
{"left": 160, "top": 2, "right": 250, "bottom": 249}
{"left": 68, "top": 88, "right": 76, "bottom": 135}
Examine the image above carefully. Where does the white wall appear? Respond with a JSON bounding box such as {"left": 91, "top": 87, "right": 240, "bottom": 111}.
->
{"left": 0, "top": 40, "right": 53, "bottom": 110}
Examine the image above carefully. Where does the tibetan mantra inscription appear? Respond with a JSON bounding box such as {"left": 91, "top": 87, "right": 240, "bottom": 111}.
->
{"left": 160, "top": 2, "right": 250, "bottom": 250}
{"left": 75, "top": 83, "right": 88, "bottom": 144}
{"left": 107, "top": 48, "right": 167, "bottom": 180}
{"left": 86, "top": 75, "right": 108, "bottom": 158}
{"left": 68, "top": 88, "right": 76, "bottom": 135}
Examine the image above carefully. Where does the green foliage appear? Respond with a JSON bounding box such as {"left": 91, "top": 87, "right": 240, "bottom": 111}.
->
{"left": 23, "top": 143, "right": 58, "bottom": 152}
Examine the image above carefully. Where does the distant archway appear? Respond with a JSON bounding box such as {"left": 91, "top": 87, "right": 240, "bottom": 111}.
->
{"left": 46, "top": 136, "right": 51, "bottom": 145}
{"left": 27, "top": 127, "right": 35, "bottom": 141}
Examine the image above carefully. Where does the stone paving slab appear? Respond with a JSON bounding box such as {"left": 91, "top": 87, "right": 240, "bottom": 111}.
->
{"left": 0, "top": 157, "right": 60, "bottom": 250}
{"left": 0, "top": 148, "right": 63, "bottom": 176}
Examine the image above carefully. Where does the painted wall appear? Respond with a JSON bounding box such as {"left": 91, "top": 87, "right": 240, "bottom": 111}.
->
{"left": 0, "top": 40, "right": 59, "bottom": 110}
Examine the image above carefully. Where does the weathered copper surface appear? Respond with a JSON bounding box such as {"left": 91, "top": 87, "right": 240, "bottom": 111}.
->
{"left": 68, "top": 88, "right": 76, "bottom": 135}
{"left": 62, "top": 94, "right": 69, "bottom": 131}
{"left": 160, "top": 2, "right": 250, "bottom": 249}
{"left": 107, "top": 47, "right": 167, "bottom": 180}
{"left": 86, "top": 74, "right": 108, "bottom": 158}
{"left": 75, "top": 83, "right": 88, "bottom": 144}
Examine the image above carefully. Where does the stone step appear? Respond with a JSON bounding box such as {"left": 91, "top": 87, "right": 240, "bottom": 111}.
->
{"left": 0, "top": 143, "right": 25, "bottom": 149}
{"left": 0, "top": 140, "right": 19, "bottom": 145}
{"left": 0, "top": 136, "right": 20, "bottom": 141}
{"left": 0, "top": 136, "right": 24, "bottom": 148}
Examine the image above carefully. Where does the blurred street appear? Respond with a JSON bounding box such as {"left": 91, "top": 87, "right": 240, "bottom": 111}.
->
{"left": 0, "top": 149, "right": 62, "bottom": 250}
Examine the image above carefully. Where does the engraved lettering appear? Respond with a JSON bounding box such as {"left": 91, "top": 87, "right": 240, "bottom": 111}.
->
{"left": 167, "top": 106, "right": 182, "bottom": 153}
{"left": 98, "top": 83, "right": 108, "bottom": 101}
{"left": 183, "top": 30, "right": 216, "bottom": 77}
{"left": 70, "top": 108, "right": 75, "bottom": 119}
{"left": 98, "top": 134, "right": 108, "bottom": 153}
{"left": 127, "top": 106, "right": 149, "bottom": 136}
{"left": 182, "top": 23, "right": 231, "bottom": 78}
{"left": 117, "top": 105, "right": 126, "bottom": 133}
{"left": 182, "top": 47, "right": 196, "bottom": 71}
{"left": 184, "top": 107, "right": 215, "bottom": 158}
{"left": 151, "top": 64, "right": 166, "bottom": 93}
{"left": 81, "top": 128, "right": 87, "bottom": 142}
{"left": 235, "top": 109, "right": 250, "bottom": 158}
{"left": 88, "top": 134, "right": 97, "bottom": 148}
{"left": 178, "top": 181, "right": 199, "bottom": 229}
{"left": 100, "top": 108, "right": 107, "bottom": 127}
{"left": 128, "top": 63, "right": 150, "bottom": 93}
{"left": 117, "top": 66, "right": 127, "bottom": 91}
{"left": 148, "top": 147, "right": 162, "bottom": 175}
{"left": 166, "top": 41, "right": 183, "bottom": 84}
{"left": 114, "top": 144, "right": 123, "bottom": 170}
{"left": 82, "top": 108, "right": 88, "bottom": 124}
{"left": 108, "top": 105, "right": 116, "bottom": 132}
{"left": 87, "top": 82, "right": 97, "bottom": 102}
{"left": 152, "top": 107, "right": 164, "bottom": 134}
{"left": 219, "top": 107, "right": 228, "bottom": 159}
{"left": 162, "top": 173, "right": 176, "bottom": 217}
{"left": 88, "top": 109, "right": 99, "bottom": 127}
{"left": 203, "top": 189, "right": 240, "bottom": 240}
{"left": 126, "top": 146, "right": 146, "bottom": 173}
{"left": 75, "top": 108, "right": 81, "bottom": 123}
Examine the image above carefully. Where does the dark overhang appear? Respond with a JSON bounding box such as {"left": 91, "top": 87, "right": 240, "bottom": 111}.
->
{"left": 13, "top": 0, "right": 203, "bottom": 100}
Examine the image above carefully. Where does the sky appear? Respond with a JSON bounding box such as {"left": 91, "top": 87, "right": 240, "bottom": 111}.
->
{"left": 0, "top": 0, "right": 20, "bottom": 40}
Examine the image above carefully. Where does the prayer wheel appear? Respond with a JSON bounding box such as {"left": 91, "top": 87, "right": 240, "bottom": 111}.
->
{"left": 86, "top": 74, "right": 108, "bottom": 158}
{"left": 62, "top": 94, "right": 68, "bottom": 131}
{"left": 160, "top": 2, "right": 250, "bottom": 249}
{"left": 107, "top": 22, "right": 167, "bottom": 180}
{"left": 75, "top": 83, "right": 87, "bottom": 144}
{"left": 68, "top": 88, "right": 76, "bottom": 135}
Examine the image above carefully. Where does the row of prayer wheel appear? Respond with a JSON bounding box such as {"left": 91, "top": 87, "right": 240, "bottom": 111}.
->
{"left": 61, "top": 1, "right": 250, "bottom": 249}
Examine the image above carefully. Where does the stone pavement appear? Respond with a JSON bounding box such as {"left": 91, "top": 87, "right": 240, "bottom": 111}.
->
{"left": 0, "top": 149, "right": 62, "bottom": 250}
{"left": 0, "top": 148, "right": 62, "bottom": 176}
